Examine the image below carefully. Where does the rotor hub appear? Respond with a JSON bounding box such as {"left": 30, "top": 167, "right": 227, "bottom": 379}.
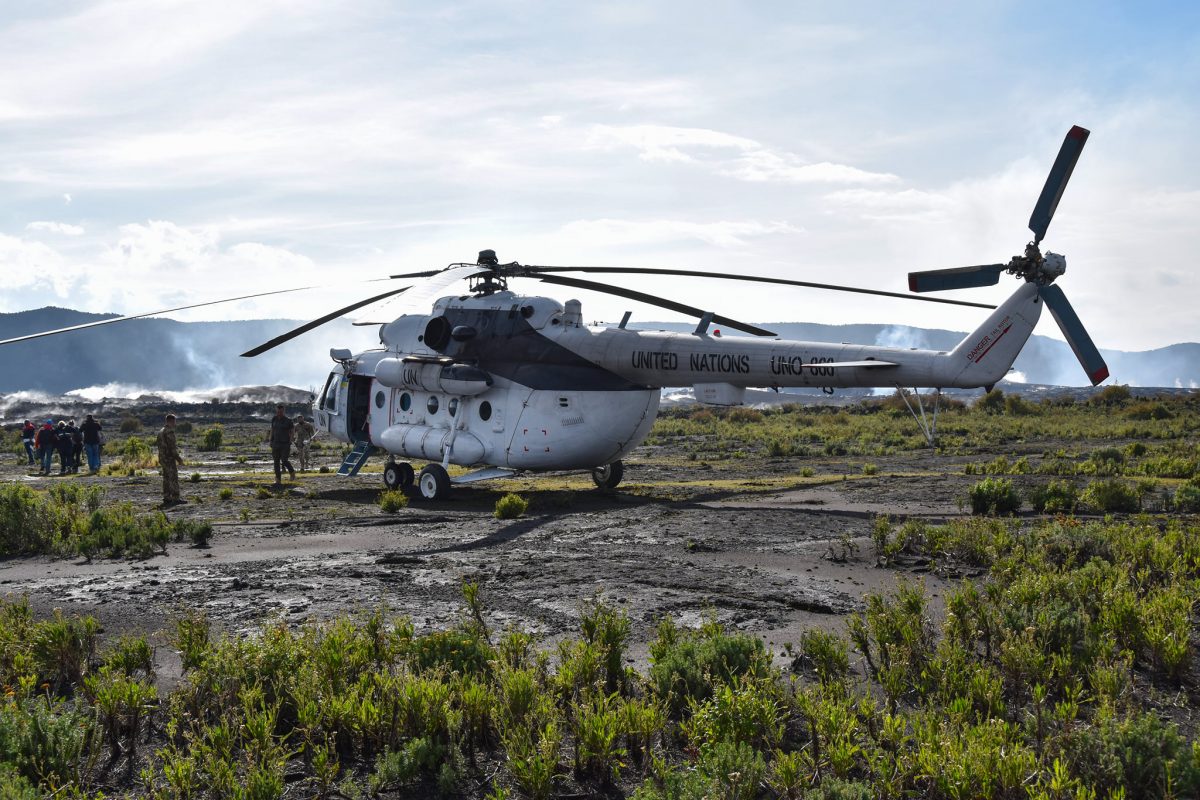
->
{"left": 1007, "top": 243, "right": 1065, "bottom": 285}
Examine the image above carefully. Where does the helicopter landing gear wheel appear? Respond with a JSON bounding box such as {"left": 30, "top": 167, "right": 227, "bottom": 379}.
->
{"left": 383, "top": 461, "right": 414, "bottom": 490}
{"left": 591, "top": 460, "right": 624, "bottom": 490}
{"left": 418, "top": 464, "right": 451, "bottom": 500}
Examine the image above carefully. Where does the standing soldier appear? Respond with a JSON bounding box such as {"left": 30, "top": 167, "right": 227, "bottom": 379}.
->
{"left": 269, "top": 404, "right": 296, "bottom": 486}
{"left": 156, "top": 414, "right": 186, "bottom": 506}
{"left": 293, "top": 414, "right": 316, "bottom": 473}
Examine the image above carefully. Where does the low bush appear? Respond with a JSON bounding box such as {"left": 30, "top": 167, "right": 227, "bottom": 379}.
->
{"left": 648, "top": 617, "right": 768, "bottom": 715}
{"left": 198, "top": 425, "right": 223, "bottom": 452}
{"left": 118, "top": 417, "right": 142, "bottom": 433}
{"left": 379, "top": 489, "right": 408, "bottom": 513}
{"left": 1027, "top": 479, "right": 1080, "bottom": 514}
{"left": 968, "top": 477, "right": 1021, "bottom": 516}
{"left": 494, "top": 493, "right": 528, "bottom": 520}
{"left": 218, "top": 487, "right": 233, "bottom": 501}
{"left": 1082, "top": 479, "right": 1141, "bottom": 513}
{"left": 1175, "top": 483, "right": 1200, "bottom": 512}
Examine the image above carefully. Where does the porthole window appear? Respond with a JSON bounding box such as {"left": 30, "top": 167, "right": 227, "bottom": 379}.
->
{"left": 374, "top": 391, "right": 385, "bottom": 409}
{"left": 399, "top": 392, "right": 411, "bottom": 411}
{"left": 479, "top": 401, "right": 492, "bottom": 421}
{"left": 427, "top": 396, "right": 439, "bottom": 415}
{"left": 448, "top": 398, "right": 459, "bottom": 417}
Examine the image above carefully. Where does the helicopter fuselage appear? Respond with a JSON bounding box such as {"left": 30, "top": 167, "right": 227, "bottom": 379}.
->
{"left": 313, "top": 283, "right": 1042, "bottom": 473}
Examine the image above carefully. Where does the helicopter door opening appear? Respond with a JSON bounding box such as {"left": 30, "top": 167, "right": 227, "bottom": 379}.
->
{"left": 348, "top": 375, "right": 373, "bottom": 443}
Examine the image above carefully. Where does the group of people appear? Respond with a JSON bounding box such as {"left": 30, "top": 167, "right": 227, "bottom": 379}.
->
{"left": 17, "top": 406, "right": 318, "bottom": 505}
{"left": 22, "top": 415, "right": 104, "bottom": 475}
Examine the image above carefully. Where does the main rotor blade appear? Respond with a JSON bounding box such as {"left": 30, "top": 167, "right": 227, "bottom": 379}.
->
{"left": 0, "top": 285, "right": 327, "bottom": 347}
{"left": 1029, "top": 125, "right": 1090, "bottom": 244}
{"left": 907, "top": 264, "right": 1007, "bottom": 294}
{"left": 240, "top": 286, "right": 410, "bottom": 357}
{"left": 1039, "top": 283, "right": 1109, "bottom": 385}
{"left": 525, "top": 266, "right": 996, "bottom": 310}
{"left": 531, "top": 274, "right": 776, "bottom": 337}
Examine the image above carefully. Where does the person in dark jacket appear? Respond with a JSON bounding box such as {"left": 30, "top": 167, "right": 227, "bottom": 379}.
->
{"left": 66, "top": 420, "right": 82, "bottom": 473}
{"left": 21, "top": 421, "right": 35, "bottom": 465}
{"left": 35, "top": 421, "right": 57, "bottom": 475}
{"left": 268, "top": 404, "right": 296, "bottom": 486}
{"left": 81, "top": 414, "right": 103, "bottom": 473}
{"left": 55, "top": 421, "right": 74, "bottom": 475}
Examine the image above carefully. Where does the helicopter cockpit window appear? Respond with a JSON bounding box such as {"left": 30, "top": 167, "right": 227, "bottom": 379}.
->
{"left": 427, "top": 396, "right": 439, "bottom": 415}
{"left": 374, "top": 391, "right": 385, "bottom": 409}
{"left": 479, "top": 401, "right": 492, "bottom": 421}
{"left": 320, "top": 373, "right": 338, "bottom": 412}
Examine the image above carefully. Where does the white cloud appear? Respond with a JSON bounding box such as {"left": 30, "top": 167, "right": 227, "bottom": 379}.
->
{"left": 26, "top": 221, "right": 84, "bottom": 236}
{"left": 559, "top": 218, "right": 799, "bottom": 248}
{"left": 588, "top": 124, "right": 898, "bottom": 184}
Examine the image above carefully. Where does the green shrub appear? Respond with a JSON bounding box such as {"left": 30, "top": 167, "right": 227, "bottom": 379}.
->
{"left": 118, "top": 416, "right": 142, "bottom": 433}
{"left": 199, "top": 425, "right": 223, "bottom": 451}
{"left": 798, "top": 628, "right": 851, "bottom": 685}
{"left": 1174, "top": 483, "right": 1200, "bottom": 512}
{"left": 1027, "top": 480, "right": 1080, "bottom": 514}
{"left": 1082, "top": 479, "right": 1141, "bottom": 513}
{"left": 968, "top": 477, "right": 1021, "bottom": 516}
{"left": 861, "top": 463, "right": 878, "bottom": 475}
{"left": 648, "top": 618, "right": 768, "bottom": 715}
{"left": 1127, "top": 401, "right": 1174, "bottom": 420}
{"left": 0, "top": 484, "right": 61, "bottom": 557}
{"left": 173, "top": 519, "right": 212, "bottom": 547}
{"left": 494, "top": 493, "right": 528, "bottom": 520}
{"left": 255, "top": 486, "right": 272, "bottom": 500}
{"left": 1091, "top": 384, "right": 1132, "bottom": 406}
{"left": 189, "top": 472, "right": 201, "bottom": 483}
{"left": 378, "top": 489, "right": 408, "bottom": 513}
{"left": 976, "top": 389, "right": 1005, "bottom": 414}
{"left": 218, "top": 487, "right": 234, "bottom": 501}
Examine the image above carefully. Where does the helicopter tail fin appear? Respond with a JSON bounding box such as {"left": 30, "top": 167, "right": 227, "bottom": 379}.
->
{"left": 943, "top": 282, "right": 1042, "bottom": 388}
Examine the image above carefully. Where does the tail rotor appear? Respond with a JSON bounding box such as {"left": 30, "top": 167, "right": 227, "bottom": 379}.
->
{"left": 907, "top": 125, "right": 1108, "bottom": 385}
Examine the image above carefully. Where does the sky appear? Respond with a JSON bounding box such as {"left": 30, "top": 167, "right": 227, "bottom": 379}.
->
{"left": 1, "top": 0, "right": 1198, "bottom": 359}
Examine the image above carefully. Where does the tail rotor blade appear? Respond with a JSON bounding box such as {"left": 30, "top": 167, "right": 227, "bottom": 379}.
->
{"left": 907, "top": 264, "right": 1007, "bottom": 293}
{"left": 1039, "top": 283, "right": 1108, "bottom": 385}
{"left": 1029, "top": 125, "right": 1090, "bottom": 244}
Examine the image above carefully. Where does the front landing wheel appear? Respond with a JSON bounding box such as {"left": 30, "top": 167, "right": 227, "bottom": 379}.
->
{"left": 383, "top": 461, "right": 415, "bottom": 490}
{"left": 418, "top": 464, "right": 451, "bottom": 500}
{"left": 591, "top": 460, "right": 624, "bottom": 490}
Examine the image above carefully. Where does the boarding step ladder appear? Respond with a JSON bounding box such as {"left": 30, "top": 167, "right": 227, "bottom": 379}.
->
{"left": 337, "top": 439, "right": 374, "bottom": 476}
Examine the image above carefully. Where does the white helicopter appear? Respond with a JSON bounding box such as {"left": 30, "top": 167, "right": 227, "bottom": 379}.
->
{"left": 3, "top": 126, "right": 1106, "bottom": 501}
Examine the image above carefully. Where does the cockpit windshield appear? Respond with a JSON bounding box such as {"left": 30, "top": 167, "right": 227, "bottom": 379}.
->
{"left": 319, "top": 372, "right": 339, "bottom": 413}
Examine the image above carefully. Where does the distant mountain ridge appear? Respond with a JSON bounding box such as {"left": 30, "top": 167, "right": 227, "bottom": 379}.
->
{"left": 0, "top": 307, "right": 1195, "bottom": 394}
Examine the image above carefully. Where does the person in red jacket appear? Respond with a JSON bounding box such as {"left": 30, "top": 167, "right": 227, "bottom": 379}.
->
{"left": 34, "top": 421, "right": 57, "bottom": 475}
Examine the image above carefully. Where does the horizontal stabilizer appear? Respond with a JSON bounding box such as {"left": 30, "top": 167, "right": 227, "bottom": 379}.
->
{"left": 799, "top": 360, "right": 897, "bottom": 369}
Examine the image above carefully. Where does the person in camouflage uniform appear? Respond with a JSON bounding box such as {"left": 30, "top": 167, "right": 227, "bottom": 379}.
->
{"left": 156, "top": 414, "right": 186, "bottom": 506}
{"left": 293, "top": 414, "right": 316, "bottom": 473}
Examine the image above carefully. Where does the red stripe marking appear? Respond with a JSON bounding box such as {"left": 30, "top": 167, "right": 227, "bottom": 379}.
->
{"left": 974, "top": 323, "right": 1013, "bottom": 363}
{"left": 1090, "top": 366, "right": 1110, "bottom": 384}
